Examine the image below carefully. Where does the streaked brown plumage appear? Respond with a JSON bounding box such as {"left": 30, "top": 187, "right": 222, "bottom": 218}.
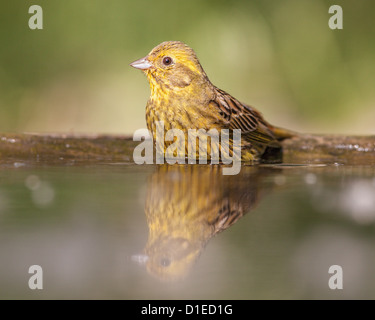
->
{"left": 131, "top": 41, "right": 294, "bottom": 162}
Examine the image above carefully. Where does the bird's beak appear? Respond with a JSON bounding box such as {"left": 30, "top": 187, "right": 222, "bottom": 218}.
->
{"left": 130, "top": 57, "right": 152, "bottom": 70}
{"left": 131, "top": 254, "right": 149, "bottom": 265}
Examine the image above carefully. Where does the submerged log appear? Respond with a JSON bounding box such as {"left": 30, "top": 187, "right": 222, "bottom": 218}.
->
{"left": 281, "top": 134, "right": 375, "bottom": 165}
{"left": 0, "top": 133, "right": 138, "bottom": 163}
{"left": 0, "top": 133, "right": 374, "bottom": 165}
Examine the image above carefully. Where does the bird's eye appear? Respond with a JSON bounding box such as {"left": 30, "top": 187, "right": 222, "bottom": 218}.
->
{"left": 160, "top": 257, "right": 171, "bottom": 267}
{"left": 162, "top": 56, "right": 173, "bottom": 66}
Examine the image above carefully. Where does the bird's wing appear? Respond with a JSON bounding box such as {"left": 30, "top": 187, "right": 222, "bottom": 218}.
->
{"left": 210, "top": 87, "right": 279, "bottom": 146}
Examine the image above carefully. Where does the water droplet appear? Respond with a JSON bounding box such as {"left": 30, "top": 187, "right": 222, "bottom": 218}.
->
{"left": 341, "top": 181, "right": 375, "bottom": 224}
{"left": 13, "top": 162, "right": 25, "bottom": 168}
{"left": 31, "top": 182, "right": 55, "bottom": 207}
{"left": 25, "top": 175, "right": 41, "bottom": 190}
{"left": 305, "top": 173, "right": 317, "bottom": 185}
{"left": 274, "top": 175, "right": 286, "bottom": 185}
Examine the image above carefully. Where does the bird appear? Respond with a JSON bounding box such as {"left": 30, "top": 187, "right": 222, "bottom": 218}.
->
{"left": 130, "top": 41, "right": 294, "bottom": 162}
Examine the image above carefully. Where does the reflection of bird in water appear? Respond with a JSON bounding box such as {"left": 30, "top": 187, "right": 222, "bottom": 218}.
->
{"left": 133, "top": 165, "right": 274, "bottom": 281}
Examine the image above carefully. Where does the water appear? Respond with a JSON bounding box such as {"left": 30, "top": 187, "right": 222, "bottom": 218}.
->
{"left": 0, "top": 161, "right": 375, "bottom": 299}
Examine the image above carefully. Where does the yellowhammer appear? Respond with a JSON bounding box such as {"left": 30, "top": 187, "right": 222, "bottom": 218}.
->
{"left": 130, "top": 41, "right": 294, "bottom": 162}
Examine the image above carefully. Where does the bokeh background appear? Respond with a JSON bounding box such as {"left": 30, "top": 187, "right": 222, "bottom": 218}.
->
{"left": 1, "top": 0, "right": 374, "bottom": 135}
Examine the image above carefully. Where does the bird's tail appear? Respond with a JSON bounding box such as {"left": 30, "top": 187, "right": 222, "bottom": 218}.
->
{"left": 270, "top": 125, "right": 297, "bottom": 141}
{"left": 261, "top": 125, "right": 297, "bottom": 162}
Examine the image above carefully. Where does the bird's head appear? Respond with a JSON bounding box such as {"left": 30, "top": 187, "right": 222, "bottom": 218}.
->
{"left": 130, "top": 41, "right": 209, "bottom": 96}
{"left": 132, "top": 236, "right": 202, "bottom": 282}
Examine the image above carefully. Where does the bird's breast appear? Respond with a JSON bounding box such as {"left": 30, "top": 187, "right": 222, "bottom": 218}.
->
{"left": 147, "top": 96, "right": 211, "bottom": 131}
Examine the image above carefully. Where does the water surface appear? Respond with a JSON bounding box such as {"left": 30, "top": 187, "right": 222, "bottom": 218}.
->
{"left": 0, "top": 161, "right": 374, "bottom": 299}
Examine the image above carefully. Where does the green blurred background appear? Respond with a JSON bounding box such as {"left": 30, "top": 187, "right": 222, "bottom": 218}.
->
{"left": 0, "top": 0, "right": 374, "bottom": 135}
